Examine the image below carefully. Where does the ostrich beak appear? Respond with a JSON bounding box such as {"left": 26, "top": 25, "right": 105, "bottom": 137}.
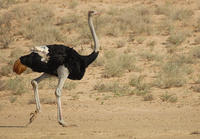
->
{"left": 96, "top": 12, "right": 101, "bottom": 15}
{"left": 94, "top": 11, "right": 101, "bottom": 16}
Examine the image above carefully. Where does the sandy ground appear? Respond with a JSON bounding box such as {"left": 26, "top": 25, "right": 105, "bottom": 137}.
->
{"left": 0, "top": 94, "right": 200, "bottom": 139}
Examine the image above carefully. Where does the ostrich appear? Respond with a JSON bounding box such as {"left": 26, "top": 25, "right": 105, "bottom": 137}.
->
{"left": 13, "top": 10, "right": 100, "bottom": 127}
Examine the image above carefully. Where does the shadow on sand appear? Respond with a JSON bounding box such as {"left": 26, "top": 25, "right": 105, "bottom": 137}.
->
{"left": 0, "top": 123, "right": 30, "bottom": 128}
{"left": 0, "top": 125, "right": 27, "bottom": 128}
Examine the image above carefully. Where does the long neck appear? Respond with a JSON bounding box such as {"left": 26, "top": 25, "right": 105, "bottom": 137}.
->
{"left": 88, "top": 15, "right": 99, "bottom": 52}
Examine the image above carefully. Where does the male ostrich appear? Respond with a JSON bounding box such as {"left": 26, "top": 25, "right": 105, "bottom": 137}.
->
{"left": 13, "top": 11, "right": 100, "bottom": 127}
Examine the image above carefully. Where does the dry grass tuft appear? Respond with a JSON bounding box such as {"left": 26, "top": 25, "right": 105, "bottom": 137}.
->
{"left": 167, "top": 30, "right": 189, "bottom": 46}
{"left": 0, "top": 12, "right": 13, "bottom": 48}
{"left": 4, "top": 77, "right": 29, "bottom": 95}
{"left": 103, "top": 53, "right": 136, "bottom": 78}
{"left": 155, "top": 55, "right": 192, "bottom": 89}
{"left": 129, "top": 75, "right": 150, "bottom": 96}
{"left": 0, "top": 0, "right": 17, "bottom": 9}
{"left": 160, "top": 93, "right": 177, "bottom": 103}
{"left": 94, "top": 82, "right": 131, "bottom": 96}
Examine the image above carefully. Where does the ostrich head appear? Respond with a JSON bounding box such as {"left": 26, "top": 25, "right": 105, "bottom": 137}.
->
{"left": 88, "top": 10, "right": 100, "bottom": 17}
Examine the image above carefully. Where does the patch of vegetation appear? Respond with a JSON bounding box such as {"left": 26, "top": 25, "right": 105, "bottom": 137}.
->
{"left": 167, "top": 30, "right": 189, "bottom": 46}
{"left": 0, "top": 80, "right": 6, "bottom": 91}
{"left": 0, "top": 65, "right": 12, "bottom": 77}
{"left": 192, "top": 74, "right": 200, "bottom": 84}
{"left": 155, "top": 3, "right": 193, "bottom": 21}
{"left": 139, "top": 50, "right": 157, "bottom": 61}
{"left": 190, "top": 46, "right": 200, "bottom": 59}
{"left": 190, "top": 85, "right": 200, "bottom": 93}
{"left": 0, "top": 12, "right": 13, "bottom": 48}
{"left": 94, "top": 82, "right": 131, "bottom": 96}
{"left": 63, "top": 81, "right": 77, "bottom": 90}
{"left": 19, "top": 5, "right": 64, "bottom": 45}
{"left": 129, "top": 75, "right": 150, "bottom": 96}
{"left": 68, "top": 0, "right": 79, "bottom": 9}
{"left": 194, "top": 36, "right": 200, "bottom": 45}
{"left": 9, "top": 96, "right": 17, "bottom": 103}
{"left": 135, "top": 36, "right": 146, "bottom": 44}
{"left": 119, "top": 6, "right": 153, "bottom": 35}
{"left": 0, "top": 0, "right": 17, "bottom": 9}
{"left": 116, "top": 39, "right": 126, "bottom": 48}
{"left": 103, "top": 54, "right": 136, "bottom": 78}
{"left": 143, "top": 94, "right": 154, "bottom": 101}
{"left": 169, "top": 8, "right": 193, "bottom": 21}
{"left": 155, "top": 56, "right": 190, "bottom": 89}
{"left": 160, "top": 93, "right": 177, "bottom": 103}
{"left": 6, "top": 77, "right": 28, "bottom": 95}
{"left": 195, "top": 17, "right": 200, "bottom": 32}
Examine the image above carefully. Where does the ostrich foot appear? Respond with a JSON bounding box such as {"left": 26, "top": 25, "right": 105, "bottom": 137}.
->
{"left": 29, "top": 110, "right": 40, "bottom": 124}
{"left": 58, "top": 120, "right": 77, "bottom": 127}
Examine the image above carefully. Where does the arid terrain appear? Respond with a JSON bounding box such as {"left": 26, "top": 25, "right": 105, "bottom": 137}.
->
{"left": 0, "top": 0, "right": 200, "bottom": 138}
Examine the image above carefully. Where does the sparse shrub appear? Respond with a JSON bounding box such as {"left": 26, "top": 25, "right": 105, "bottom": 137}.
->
{"left": 103, "top": 54, "right": 135, "bottom": 78}
{"left": 94, "top": 82, "right": 131, "bottom": 96}
{"left": 0, "top": 65, "right": 12, "bottom": 76}
{"left": 136, "top": 37, "right": 146, "bottom": 44}
{"left": 160, "top": 93, "right": 177, "bottom": 103}
{"left": 155, "top": 4, "right": 193, "bottom": 21}
{"left": 0, "top": 80, "right": 6, "bottom": 91}
{"left": 9, "top": 96, "right": 17, "bottom": 103}
{"left": 129, "top": 75, "right": 150, "bottom": 96}
{"left": 107, "top": 7, "right": 120, "bottom": 16}
{"left": 96, "top": 14, "right": 120, "bottom": 37}
{"left": 63, "top": 81, "right": 77, "bottom": 90}
{"left": 190, "top": 47, "right": 200, "bottom": 59}
{"left": 143, "top": 94, "right": 154, "bottom": 101}
{"left": 0, "top": 12, "right": 13, "bottom": 48}
{"left": 103, "top": 57, "right": 123, "bottom": 78}
{"left": 167, "top": 30, "right": 189, "bottom": 46}
{"left": 147, "top": 40, "right": 156, "bottom": 48}
{"left": 190, "top": 85, "right": 200, "bottom": 93}
{"left": 19, "top": 5, "right": 64, "bottom": 45}
{"left": 119, "top": 54, "right": 136, "bottom": 72}
{"left": 139, "top": 50, "right": 156, "bottom": 61}
{"left": 119, "top": 6, "right": 152, "bottom": 34}
{"left": 155, "top": 3, "right": 170, "bottom": 15}
{"left": 68, "top": 0, "right": 79, "bottom": 9}
{"left": 194, "top": 36, "right": 200, "bottom": 45}
{"left": 22, "top": 23, "right": 64, "bottom": 45}
{"left": 6, "top": 77, "right": 28, "bottom": 95}
{"left": 169, "top": 8, "right": 193, "bottom": 21}
{"left": 193, "top": 74, "right": 200, "bottom": 84}
{"left": 116, "top": 39, "right": 126, "bottom": 48}
{"left": 155, "top": 58, "right": 187, "bottom": 89}
{"left": 0, "top": 0, "right": 17, "bottom": 9}
{"left": 58, "top": 14, "right": 80, "bottom": 26}
{"left": 93, "top": 83, "right": 107, "bottom": 92}
{"left": 104, "top": 50, "right": 116, "bottom": 59}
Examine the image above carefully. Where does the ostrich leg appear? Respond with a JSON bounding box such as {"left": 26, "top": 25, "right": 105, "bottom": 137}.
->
{"left": 29, "top": 73, "right": 49, "bottom": 124}
{"left": 55, "top": 65, "right": 69, "bottom": 127}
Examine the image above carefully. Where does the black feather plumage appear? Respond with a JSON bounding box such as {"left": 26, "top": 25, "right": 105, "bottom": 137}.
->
{"left": 20, "top": 44, "right": 99, "bottom": 80}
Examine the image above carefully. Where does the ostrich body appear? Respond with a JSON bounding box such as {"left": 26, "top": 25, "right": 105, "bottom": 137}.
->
{"left": 13, "top": 11, "right": 100, "bottom": 127}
